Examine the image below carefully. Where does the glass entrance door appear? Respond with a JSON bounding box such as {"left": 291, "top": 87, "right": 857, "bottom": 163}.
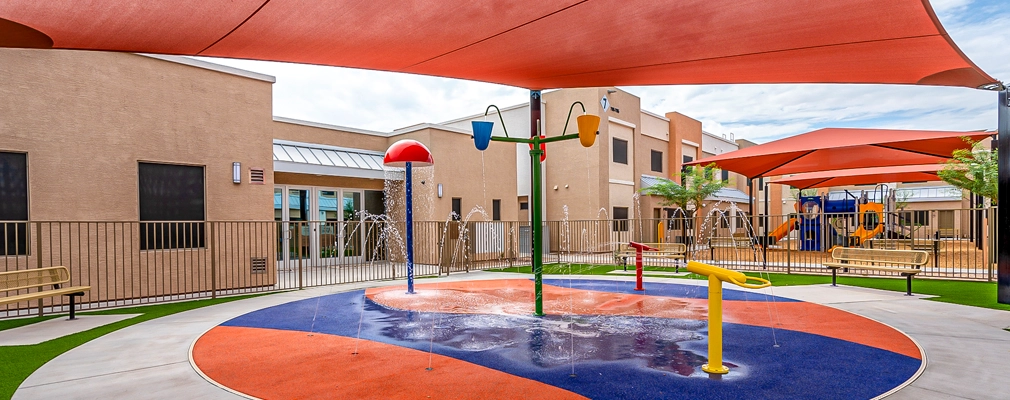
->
{"left": 318, "top": 190, "right": 341, "bottom": 264}
{"left": 286, "top": 188, "right": 312, "bottom": 268}
{"left": 341, "top": 191, "right": 363, "bottom": 261}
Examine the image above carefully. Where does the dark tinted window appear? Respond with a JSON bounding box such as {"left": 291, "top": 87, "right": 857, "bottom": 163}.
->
{"left": 452, "top": 198, "right": 461, "bottom": 220}
{"left": 0, "top": 152, "right": 28, "bottom": 255}
{"left": 492, "top": 199, "right": 501, "bottom": 221}
{"left": 721, "top": 169, "right": 729, "bottom": 182}
{"left": 613, "top": 207, "right": 629, "bottom": 231}
{"left": 519, "top": 202, "right": 528, "bottom": 210}
{"left": 139, "top": 162, "right": 205, "bottom": 250}
{"left": 613, "top": 138, "right": 628, "bottom": 164}
{"left": 650, "top": 150, "right": 663, "bottom": 172}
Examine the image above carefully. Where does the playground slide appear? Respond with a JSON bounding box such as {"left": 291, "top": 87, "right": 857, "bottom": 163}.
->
{"left": 852, "top": 223, "right": 884, "bottom": 245}
{"left": 765, "top": 217, "right": 798, "bottom": 245}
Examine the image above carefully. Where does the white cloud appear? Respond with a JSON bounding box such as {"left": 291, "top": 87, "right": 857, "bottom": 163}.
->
{"left": 201, "top": 0, "right": 1008, "bottom": 142}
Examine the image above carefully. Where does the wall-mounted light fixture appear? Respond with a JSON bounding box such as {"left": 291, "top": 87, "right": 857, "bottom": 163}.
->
{"left": 232, "top": 162, "right": 241, "bottom": 184}
{"left": 437, "top": 183, "right": 443, "bottom": 198}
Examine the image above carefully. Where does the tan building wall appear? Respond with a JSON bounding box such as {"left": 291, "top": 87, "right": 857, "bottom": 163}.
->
{"left": 1, "top": 49, "right": 275, "bottom": 222}
{"left": 0, "top": 49, "right": 278, "bottom": 306}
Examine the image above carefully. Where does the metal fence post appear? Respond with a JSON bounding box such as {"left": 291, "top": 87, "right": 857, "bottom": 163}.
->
{"left": 298, "top": 222, "right": 304, "bottom": 290}
{"left": 210, "top": 222, "right": 217, "bottom": 299}
{"left": 35, "top": 221, "right": 43, "bottom": 316}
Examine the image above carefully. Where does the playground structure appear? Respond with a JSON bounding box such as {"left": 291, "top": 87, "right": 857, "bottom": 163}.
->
{"left": 777, "top": 190, "right": 888, "bottom": 252}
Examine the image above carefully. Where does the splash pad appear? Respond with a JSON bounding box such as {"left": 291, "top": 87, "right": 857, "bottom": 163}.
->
{"left": 191, "top": 277, "right": 922, "bottom": 399}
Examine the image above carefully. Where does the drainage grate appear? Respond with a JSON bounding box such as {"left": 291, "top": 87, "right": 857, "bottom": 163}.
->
{"left": 251, "top": 257, "right": 267, "bottom": 273}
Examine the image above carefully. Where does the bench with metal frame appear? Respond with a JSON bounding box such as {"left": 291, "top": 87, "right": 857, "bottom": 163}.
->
{"left": 614, "top": 242, "right": 687, "bottom": 271}
{"left": 708, "top": 236, "right": 757, "bottom": 261}
{"left": 1, "top": 266, "right": 91, "bottom": 319}
{"left": 823, "top": 247, "right": 928, "bottom": 296}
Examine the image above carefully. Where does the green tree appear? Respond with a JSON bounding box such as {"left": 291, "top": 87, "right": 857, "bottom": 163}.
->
{"left": 641, "top": 164, "right": 729, "bottom": 210}
{"left": 938, "top": 138, "right": 997, "bottom": 201}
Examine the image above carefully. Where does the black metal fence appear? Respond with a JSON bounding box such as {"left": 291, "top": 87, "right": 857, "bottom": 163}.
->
{"left": 0, "top": 209, "right": 998, "bottom": 317}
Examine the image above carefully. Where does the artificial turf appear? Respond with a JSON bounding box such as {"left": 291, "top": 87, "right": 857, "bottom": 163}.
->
{"left": 0, "top": 293, "right": 271, "bottom": 399}
{"left": 489, "top": 263, "right": 1010, "bottom": 312}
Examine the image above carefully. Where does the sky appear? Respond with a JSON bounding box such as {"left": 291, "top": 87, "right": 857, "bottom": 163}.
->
{"left": 200, "top": 0, "right": 1009, "bottom": 143}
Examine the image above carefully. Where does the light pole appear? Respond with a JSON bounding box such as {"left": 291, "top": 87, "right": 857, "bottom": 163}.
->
{"left": 472, "top": 98, "right": 600, "bottom": 316}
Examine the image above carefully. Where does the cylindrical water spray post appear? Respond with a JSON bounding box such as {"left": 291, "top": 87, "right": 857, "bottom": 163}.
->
{"left": 383, "top": 140, "right": 433, "bottom": 296}
{"left": 686, "top": 260, "right": 771, "bottom": 375}
{"left": 531, "top": 136, "right": 544, "bottom": 316}
{"left": 405, "top": 161, "right": 414, "bottom": 294}
{"left": 628, "top": 242, "right": 658, "bottom": 291}
{"left": 704, "top": 274, "right": 727, "bottom": 374}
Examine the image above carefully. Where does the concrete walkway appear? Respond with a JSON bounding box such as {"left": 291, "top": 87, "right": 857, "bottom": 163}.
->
{"left": 12, "top": 273, "right": 1010, "bottom": 399}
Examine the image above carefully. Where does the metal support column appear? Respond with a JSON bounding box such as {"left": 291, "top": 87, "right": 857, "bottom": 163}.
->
{"left": 763, "top": 181, "right": 769, "bottom": 268}
{"left": 997, "top": 89, "right": 1009, "bottom": 303}
{"left": 529, "top": 90, "right": 545, "bottom": 316}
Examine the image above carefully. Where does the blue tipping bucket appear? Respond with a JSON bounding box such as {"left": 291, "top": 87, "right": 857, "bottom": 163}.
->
{"left": 471, "top": 121, "right": 493, "bottom": 151}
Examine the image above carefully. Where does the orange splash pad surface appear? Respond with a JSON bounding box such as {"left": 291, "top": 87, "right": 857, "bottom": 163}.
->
{"left": 366, "top": 279, "right": 920, "bottom": 360}
{"left": 193, "top": 326, "right": 588, "bottom": 400}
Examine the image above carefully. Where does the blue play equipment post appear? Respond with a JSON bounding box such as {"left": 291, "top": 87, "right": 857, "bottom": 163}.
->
{"left": 405, "top": 161, "right": 414, "bottom": 294}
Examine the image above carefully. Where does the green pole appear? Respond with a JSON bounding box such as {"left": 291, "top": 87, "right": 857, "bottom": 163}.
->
{"left": 531, "top": 135, "right": 544, "bottom": 316}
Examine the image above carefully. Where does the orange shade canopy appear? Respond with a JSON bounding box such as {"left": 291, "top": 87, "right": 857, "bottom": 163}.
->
{"left": 772, "top": 164, "right": 944, "bottom": 189}
{"left": 0, "top": 0, "right": 997, "bottom": 90}
{"left": 687, "top": 128, "right": 991, "bottom": 179}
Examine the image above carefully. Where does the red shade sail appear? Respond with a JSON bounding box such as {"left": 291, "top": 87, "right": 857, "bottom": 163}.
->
{"left": 687, "top": 128, "right": 991, "bottom": 178}
{"left": 383, "top": 140, "right": 433, "bottom": 168}
{"left": 0, "top": 0, "right": 997, "bottom": 90}
{"left": 772, "top": 164, "right": 944, "bottom": 189}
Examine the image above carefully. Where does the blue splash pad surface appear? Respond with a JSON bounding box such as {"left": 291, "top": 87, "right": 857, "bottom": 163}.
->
{"left": 221, "top": 283, "right": 918, "bottom": 399}
{"left": 542, "top": 278, "right": 801, "bottom": 302}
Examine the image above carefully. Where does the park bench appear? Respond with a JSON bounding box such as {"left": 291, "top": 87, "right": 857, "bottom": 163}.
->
{"left": 708, "top": 236, "right": 757, "bottom": 261}
{"left": 0, "top": 266, "right": 90, "bottom": 319}
{"left": 614, "top": 243, "right": 687, "bottom": 271}
{"left": 823, "top": 248, "right": 928, "bottom": 296}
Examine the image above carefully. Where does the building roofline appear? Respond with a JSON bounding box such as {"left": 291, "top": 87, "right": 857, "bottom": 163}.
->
{"left": 438, "top": 102, "right": 528, "bottom": 126}
{"left": 702, "top": 130, "right": 738, "bottom": 146}
{"left": 392, "top": 123, "right": 473, "bottom": 136}
{"left": 138, "top": 54, "right": 276, "bottom": 83}
{"left": 641, "top": 109, "right": 670, "bottom": 122}
{"left": 273, "top": 116, "right": 394, "bottom": 137}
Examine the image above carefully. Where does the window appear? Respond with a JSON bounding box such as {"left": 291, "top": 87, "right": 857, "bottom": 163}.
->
{"left": 451, "top": 198, "right": 461, "bottom": 220}
{"left": 913, "top": 210, "right": 930, "bottom": 225}
{"left": 519, "top": 202, "right": 528, "bottom": 210}
{"left": 650, "top": 150, "right": 663, "bottom": 172}
{"left": 139, "top": 162, "right": 205, "bottom": 250}
{"left": 721, "top": 169, "right": 729, "bottom": 182}
{"left": 681, "top": 155, "right": 693, "bottom": 176}
{"left": 613, "top": 207, "right": 629, "bottom": 231}
{"left": 492, "top": 199, "right": 501, "bottom": 221}
{"left": 0, "top": 152, "right": 28, "bottom": 256}
{"left": 613, "top": 138, "right": 628, "bottom": 164}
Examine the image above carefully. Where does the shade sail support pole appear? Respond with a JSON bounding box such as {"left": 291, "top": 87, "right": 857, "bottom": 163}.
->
{"left": 998, "top": 89, "right": 1009, "bottom": 303}
{"left": 530, "top": 90, "right": 545, "bottom": 316}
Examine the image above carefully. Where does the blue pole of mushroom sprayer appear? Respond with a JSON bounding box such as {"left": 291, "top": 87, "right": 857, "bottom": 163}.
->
{"left": 405, "top": 161, "right": 414, "bottom": 294}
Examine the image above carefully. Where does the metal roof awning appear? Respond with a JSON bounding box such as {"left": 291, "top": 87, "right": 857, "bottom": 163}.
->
{"left": 772, "top": 164, "right": 944, "bottom": 189}
{"left": 686, "top": 128, "right": 991, "bottom": 178}
{"left": 272, "top": 139, "right": 389, "bottom": 180}
{"left": 641, "top": 175, "right": 752, "bottom": 204}
{"left": 0, "top": 0, "right": 996, "bottom": 90}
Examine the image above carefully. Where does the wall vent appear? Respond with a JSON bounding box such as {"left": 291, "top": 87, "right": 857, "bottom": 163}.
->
{"left": 249, "top": 168, "right": 265, "bottom": 184}
{"left": 251, "top": 257, "right": 267, "bottom": 273}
